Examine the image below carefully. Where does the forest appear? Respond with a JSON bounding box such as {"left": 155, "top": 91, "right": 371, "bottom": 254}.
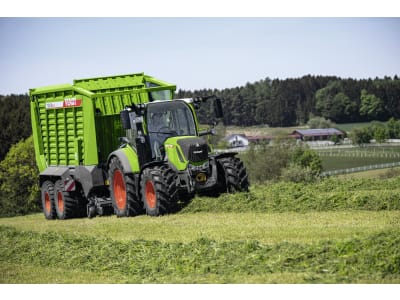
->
{"left": 0, "top": 94, "right": 31, "bottom": 161}
{"left": 177, "top": 75, "right": 400, "bottom": 127}
{"left": 1, "top": 75, "right": 400, "bottom": 161}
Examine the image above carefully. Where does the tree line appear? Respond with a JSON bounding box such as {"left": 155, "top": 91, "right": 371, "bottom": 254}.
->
{"left": 176, "top": 75, "right": 400, "bottom": 127}
{"left": 1, "top": 75, "right": 400, "bottom": 160}
{"left": 0, "top": 94, "right": 31, "bottom": 161}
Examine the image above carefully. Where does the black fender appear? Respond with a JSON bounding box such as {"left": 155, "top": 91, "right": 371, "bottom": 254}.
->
{"left": 212, "top": 151, "right": 238, "bottom": 160}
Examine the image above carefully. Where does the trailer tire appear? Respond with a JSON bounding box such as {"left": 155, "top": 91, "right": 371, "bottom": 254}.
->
{"left": 109, "top": 156, "right": 143, "bottom": 217}
{"left": 41, "top": 181, "right": 56, "bottom": 220}
{"left": 54, "top": 180, "right": 84, "bottom": 219}
{"left": 140, "top": 165, "right": 177, "bottom": 216}
{"left": 217, "top": 156, "right": 249, "bottom": 193}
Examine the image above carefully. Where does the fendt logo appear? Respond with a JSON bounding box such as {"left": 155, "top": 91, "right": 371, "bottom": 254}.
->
{"left": 45, "top": 98, "right": 82, "bottom": 109}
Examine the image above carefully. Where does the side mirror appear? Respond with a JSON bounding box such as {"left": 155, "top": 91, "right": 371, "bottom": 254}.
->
{"left": 214, "top": 98, "right": 223, "bottom": 119}
{"left": 120, "top": 110, "right": 131, "bottom": 129}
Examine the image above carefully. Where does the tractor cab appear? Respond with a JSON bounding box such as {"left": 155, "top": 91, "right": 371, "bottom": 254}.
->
{"left": 145, "top": 100, "right": 198, "bottom": 160}
{"left": 119, "top": 96, "right": 221, "bottom": 167}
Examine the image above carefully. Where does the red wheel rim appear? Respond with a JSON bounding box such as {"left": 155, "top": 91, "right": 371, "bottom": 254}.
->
{"left": 57, "top": 191, "right": 64, "bottom": 213}
{"left": 44, "top": 192, "right": 51, "bottom": 214}
{"left": 113, "top": 170, "right": 126, "bottom": 210}
{"left": 145, "top": 180, "right": 156, "bottom": 209}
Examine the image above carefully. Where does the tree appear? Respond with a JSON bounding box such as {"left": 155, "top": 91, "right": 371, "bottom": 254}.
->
{"left": 359, "top": 89, "right": 385, "bottom": 120}
{"left": 350, "top": 128, "right": 372, "bottom": 146}
{"left": 386, "top": 118, "right": 400, "bottom": 139}
{"left": 239, "top": 140, "right": 322, "bottom": 183}
{"left": 315, "top": 81, "right": 356, "bottom": 123}
{"left": 373, "top": 126, "right": 389, "bottom": 143}
{"left": 239, "top": 140, "right": 293, "bottom": 183}
{"left": 307, "top": 115, "right": 336, "bottom": 129}
{"left": 290, "top": 146, "right": 322, "bottom": 176}
{"left": 280, "top": 163, "right": 318, "bottom": 183}
{"left": 0, "top": 94, "right": 32, "bottom": 160}
{"left": 0, "top": 136, "right": 40, "bottom": 217}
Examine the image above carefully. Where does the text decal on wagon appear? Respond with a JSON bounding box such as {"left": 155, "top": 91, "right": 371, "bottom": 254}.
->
{"left": 45, "top": 98, "right": 82, "bottom": 109}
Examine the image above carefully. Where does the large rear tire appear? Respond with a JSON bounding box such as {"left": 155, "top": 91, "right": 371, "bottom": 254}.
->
{"left": 109, "top": 156, "right": 143, "bottom": 217}
{"left": 217, "top": 156, "right": 250, "bottom": 193}
{"left": 41, "top": 181, "right": 56, "bottom": 220}
{"left": 140, "top": 165, "right": 177, "bottom": 216}
{"left": 54, "top": 180, "right": 86, "bottom": 219}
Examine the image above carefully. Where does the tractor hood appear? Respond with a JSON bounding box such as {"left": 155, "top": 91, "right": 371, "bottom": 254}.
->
{"left": 164, "top": 136, "right": 210, "bottom": 171}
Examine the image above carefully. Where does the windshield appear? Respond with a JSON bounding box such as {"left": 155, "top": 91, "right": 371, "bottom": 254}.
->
{"left": 146, "top": 101, "right": 197, "bottom": 136}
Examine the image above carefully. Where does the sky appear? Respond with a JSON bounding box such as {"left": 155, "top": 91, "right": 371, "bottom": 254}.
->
{"left": 0, "top": 17, "right": 399, "bottom": 95}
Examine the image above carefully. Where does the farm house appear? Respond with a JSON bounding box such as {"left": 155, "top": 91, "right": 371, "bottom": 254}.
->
{"left": 224, "top": 134, "right": 249, "bottom": 148}
{"left": 291, "top": 128, "right": 345, "bottom": 141}
{"left": 224, "top": 134, "right": 272, "bottom": 148}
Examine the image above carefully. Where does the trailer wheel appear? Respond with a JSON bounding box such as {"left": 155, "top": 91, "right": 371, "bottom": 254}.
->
{"left": 140, "top": 165, "right": 177, "bottom": 216}
{"left": 54, "top": 180, "right": 83, "bottom": 219}
{"left": 41, "top": 181, "right": 56, "bottom": 220}
{"left": 217, "top": 156, "right": 249, "bottom": 193}
{"left": 109, "top": 156, "right": 143, "bottom": 217}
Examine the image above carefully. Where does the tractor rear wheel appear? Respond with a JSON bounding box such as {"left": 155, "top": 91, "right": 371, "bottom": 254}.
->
{"left": 217, "top": 156, "right": 249, "bottom": 193}
{"left": 109, "top": 156, "right": 143, "bottom": 217}
{"left": 140, "top": 165, "right": 177, "bottom": 216}
{"left": 54, "top": 180, "right": 85, "bottom": 219}
{"left": 41, "top": 181, "right": 56, "bottom": 220}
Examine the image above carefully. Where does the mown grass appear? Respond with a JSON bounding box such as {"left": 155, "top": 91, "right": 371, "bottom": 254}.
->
{"left": 183, "top": 177, "right": 400, "bottom": 213}
{"left": 1, "top": 226, "right": 399, "bottom": 283}
{"left": 1, "top": 176, "right": 400, "bottom": 283}
{"left": 1, "top": 211, "right": 398, "bottom": 244}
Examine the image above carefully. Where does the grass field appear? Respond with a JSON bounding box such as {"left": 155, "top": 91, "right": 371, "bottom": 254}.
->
{"left": 1, "top": 211, "right": 399, "bottom": 283}
{"left": 321, "top": 155, "right": 399, "bottom": 171}
{"left": 1, "top": 211, "right": 398, "bottom": 245}
{"left": 1, "top": 175, "right": 400, "bottom": 284}
{"left": 335, "top": 122, "right": 371, "bottom": 132}
{"left": 317, "top": 145, "right": 400, "bottom": 171}
{"left": 337, "top": 167, "right": 400, "bottom": 179}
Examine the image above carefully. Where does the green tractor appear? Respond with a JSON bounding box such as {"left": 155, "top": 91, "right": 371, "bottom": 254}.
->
{"left": 30, "top": 73, "right": 249, "bottom": 219}
{"left": 110, "top": 96, "right": 249, "bottom": 217}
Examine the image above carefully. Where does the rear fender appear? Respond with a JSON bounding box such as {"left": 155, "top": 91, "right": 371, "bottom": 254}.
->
{"left": 107, "top": 145, "right": 140, "bottom": 174}
{"left": 39, "top": 166, "right": 69, "bottom": 185}
{"left": 39, "top": 166, "right": 75, "bottom": 192}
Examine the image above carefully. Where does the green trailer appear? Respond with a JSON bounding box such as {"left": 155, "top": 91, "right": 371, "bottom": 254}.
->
{"left": 30, "top": 73, "right": 249, "bottom": 219}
